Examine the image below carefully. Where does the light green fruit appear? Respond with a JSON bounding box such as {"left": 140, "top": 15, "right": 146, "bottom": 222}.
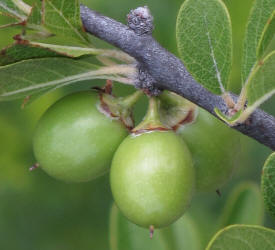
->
{"left": 33, "top": 91, "right": 128, "bottom": 183}
{"left": 179, "top": 108, "right": 239, "bottom": 192}
{"left": 110, "top": 130, "right": 194, "bottom": 229}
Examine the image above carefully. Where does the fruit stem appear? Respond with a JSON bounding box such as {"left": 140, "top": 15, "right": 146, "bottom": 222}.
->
{"left": 119, "top": 90, "right": 143, "bottom": 108}
{"left": 132, "top": 96, "right": 169, "bottom": 132}
{"left": 147, "top": 96, "right": 161, "bottom": 123}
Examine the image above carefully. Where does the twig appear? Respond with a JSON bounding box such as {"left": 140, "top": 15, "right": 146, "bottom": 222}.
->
{"left": 80, "top": 5, "right": 275, "bottom": 150}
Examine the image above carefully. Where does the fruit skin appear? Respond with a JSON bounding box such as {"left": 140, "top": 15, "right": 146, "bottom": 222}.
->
{"left": 178, "top": 108, "right": 239, "bottom": 192}
{"left": 110, "top": 130, "right": 194, "bottom": 229}
{"left": 33, "top": 91, "right": 128, "bottom": 182}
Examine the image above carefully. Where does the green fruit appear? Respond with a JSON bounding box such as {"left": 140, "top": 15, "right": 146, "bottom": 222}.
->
{"left": 178, "top": 108, "right": 239, "bottom": 192}
{"left": 110, "top": 130, "right": 194, "bottom": 229}
{"left": 33, "top": 91, "right": 128, "bottom": 182}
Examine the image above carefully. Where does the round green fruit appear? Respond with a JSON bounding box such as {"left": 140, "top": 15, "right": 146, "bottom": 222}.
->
{"left": 33, "top": 91, "right": 129, "bottom": 182}
{"left": 178, "top": 108, "right": 239, "bottom": 192}
{"left": 110, "top": 130, "right": 194, "bottom": 229}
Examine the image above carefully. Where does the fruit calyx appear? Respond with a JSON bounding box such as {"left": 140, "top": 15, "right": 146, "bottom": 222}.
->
{"left": 132, "top": 96, "right": 170, "bottom": 134}
{"left": 157, "top": 91, "right": 198, "bottom": 131}
{"left": 96, "top": 82, "right": 143, "bottom": 130}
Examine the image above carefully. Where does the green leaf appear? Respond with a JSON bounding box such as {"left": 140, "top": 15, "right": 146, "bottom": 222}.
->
{"left": 27, "top": 2, "right": 42, "bottom": 26}
{"left": 206, "top": 225, "right": 275, "bottom": 250}
{"left": 262, "top": 152, "right": 275, "bottom": 219}
{"left": 0, "top": 42, "right": 130, "bottom": 66}
{"left": 242, "top": 0, "right": 275, "bottom": 83}
{"left": 0, "top": 0, "right": 31, "bottom": 28}
{"left": 246, "top": 51, "right": 275, "bottom": 106}
{"left": 42, "top": 0, "right": 89, "bottom": 45}
{"left": 219, "top": 182, "right": 264, "bottom": 227}
{"left": 109, "top": 204, "right": 167, "bottom": 250}
{"left": 26, "top": 43, "right": 134, "bottom": 63}
{"left": 257, "top": 11, "right": 275, "bottom": 58}
{"left": 238, "top": 51, "right": 275, "bottom": 123}
{"left": 0, "top": 0, "right": 29, "bottom": 21}
{"left": 0, "top": 43, "right": 63, "bottom": 66}
{"left": 215, "top": 51, "right": 275, "bottom": 125}
{"left": 176, "top": 0, "right": 232, "bottom": 94}
{"left": 264, "top": 36, "right": 275, "bottom": 55}
{"left": 214, "top": 108, "right": 242, "bottom": 126}
{"left": 0, "top": 41, "right": 101, "bottom": 66}
{"left": 0, "top": 57, "right": 134, "bottom": 101}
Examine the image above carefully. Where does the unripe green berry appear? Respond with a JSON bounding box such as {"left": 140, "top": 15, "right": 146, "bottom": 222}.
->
{"left": 110, "top": 130, "right": 194, "bottom": 228}
{"left": 33, "top": 91, "right": 128, "bottom": 182}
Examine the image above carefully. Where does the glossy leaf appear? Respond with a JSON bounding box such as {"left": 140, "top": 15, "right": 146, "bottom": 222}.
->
{"left": 0, "top": 57, "right": 133, "bottom": 101}
{"left": 262, "top": 152, "right": 275, "bottom": 219}
{"left": 176, "top": 0, "right": 232, "bottom": 94}
{"left": 206, "top": 225, "right": 275, "bottom": 250}
{"left": 219, "top": 182, "right": 264, "bottom": 227}
{"left": 242, "top": 0, "right": 275, "bottom": 83}
{"left": 42, "top": 0, "right": 89, "bottom": 45}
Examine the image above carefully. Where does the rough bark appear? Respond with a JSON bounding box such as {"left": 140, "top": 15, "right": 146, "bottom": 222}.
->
{"left": 80, "top": 5, "right": 275, "bottom": 150}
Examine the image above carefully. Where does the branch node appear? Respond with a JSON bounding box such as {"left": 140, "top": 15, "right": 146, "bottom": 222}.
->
{"left": 135, "top": 64, "right": 161, "bottom": 96}
{"left": 127, "top": 6, "right": 154, "bottom": 35}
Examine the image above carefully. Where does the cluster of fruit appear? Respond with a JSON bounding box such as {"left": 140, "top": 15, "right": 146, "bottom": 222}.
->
{"left": 32, "top": 85, "right": 238, "bottom": 233}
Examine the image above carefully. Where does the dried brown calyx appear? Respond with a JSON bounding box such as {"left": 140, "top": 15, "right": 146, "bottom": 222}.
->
{"left": 158, "top": 91, "right": 198, "bottom": 131}
{"left": 95, "top": 80, "right": 143, "bottom": 130}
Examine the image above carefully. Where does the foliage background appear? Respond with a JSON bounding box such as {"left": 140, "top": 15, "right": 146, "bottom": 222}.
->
{"left": 0, "top": 0, "right": 274, "bottom": 249}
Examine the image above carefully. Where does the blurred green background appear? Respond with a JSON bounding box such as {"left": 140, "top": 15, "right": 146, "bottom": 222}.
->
{"left": 0, "top": 0, "right": 274, "bottom": 249}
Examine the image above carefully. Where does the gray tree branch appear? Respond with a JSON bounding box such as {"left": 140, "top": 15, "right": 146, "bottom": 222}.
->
{"left": 80, "top": 5, "right": 275, "bottom": 150}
